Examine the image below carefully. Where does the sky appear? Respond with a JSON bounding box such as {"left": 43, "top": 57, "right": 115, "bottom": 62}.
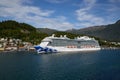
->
{"left": 0, "top": 0, "right": 120, "bottom": 30}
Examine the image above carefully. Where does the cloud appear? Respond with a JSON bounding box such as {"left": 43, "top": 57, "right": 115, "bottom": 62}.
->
{"left": 76, "top": 8, "right": 104, "bottom": 26}
{"left": 109, "top": 0, "right": 120, "bottom": 3}
{"left": 45, "top": 0, "right": 68, "bottom": 3}
{"left": 83, "top": 0, "right": 96, "bottom": 7}
{"left": 0, "top": 0, "right": 54, "bottom": 17}
{"left": 75, "top": 0, "right": 113, "bottom": 28}
{"left": 0, "top": 0, "right": 73, "bottom": 30}
{"left": 108, "top": 0, "right": 120, "bottom": 12}
{"left": 21, "top": 16, "right": 73, "bottom": 30}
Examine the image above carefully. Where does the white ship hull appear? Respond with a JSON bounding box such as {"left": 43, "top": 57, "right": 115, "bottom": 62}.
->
{"left": 34, "top": 34, "right": 101, "bottom": 53}
{"left": 48, "top": 46, "right": 101, "bottom": 52}
{"left": 34, "top": 46, "right": 101, "bottom": 53}
{"left": 52, "top": 47, "right": 101, "bottom": 52}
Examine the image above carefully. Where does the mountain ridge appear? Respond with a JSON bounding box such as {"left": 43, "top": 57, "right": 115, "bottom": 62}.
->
{"left": 66, "top": 20, "right": 120, "bottom": 42}
{"left": 37, "top": 20, "right": 120, "bottom": 42}
{"left": 0, "top": 20, "right": 120, "bottom": 43}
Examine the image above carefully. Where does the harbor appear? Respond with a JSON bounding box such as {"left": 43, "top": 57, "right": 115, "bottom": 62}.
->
{"left": 0, "top": 38, "right": 35, "bottom": 52}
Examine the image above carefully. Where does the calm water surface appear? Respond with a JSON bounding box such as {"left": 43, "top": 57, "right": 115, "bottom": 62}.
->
{"left": 0, "top": 49, "right": 120, "bottom": 80}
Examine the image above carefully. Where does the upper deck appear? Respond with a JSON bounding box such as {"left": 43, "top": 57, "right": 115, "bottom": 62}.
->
{"left": 40, "top": 34, "right": 100, "bottom": 48}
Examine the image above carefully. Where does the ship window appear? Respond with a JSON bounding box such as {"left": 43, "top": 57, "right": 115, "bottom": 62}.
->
{"left": 78, "top": 41, "right": 81, "bottom": 43}
{"left": 49, "top": 41, "right": 51, "bottom": 44}
{"left": 47, "top": 41, "right": 52, "bottom": 46}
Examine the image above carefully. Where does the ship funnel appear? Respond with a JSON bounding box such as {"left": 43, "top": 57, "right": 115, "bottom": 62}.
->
{"left": 64, "top": 35, "right": 67, "bottom": 38}
{"left": 60, "top": 35, "right": 63, "bottom": 37}
{"left": 52, "top": 34, "right": 55, "bottom": 37}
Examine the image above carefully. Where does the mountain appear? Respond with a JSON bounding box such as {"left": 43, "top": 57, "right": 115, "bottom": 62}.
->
{"left": 0, "top": 20, "right": 36, "bottom": 33}
{"left": 0, "top": 19, "right": 120, "bottom": 44}
{"left": 0, "top": 20, "right": 79, "bottom": 44}
{"left": 37, "top": 28, "right": 58, "bottom": 35}
{"left": 0, "top": 20, "right": 48, "bottom": 44}
{"left": 37, "top": 28, "right": 80, "bottom": 39}
{"left": 67, "top": 20, "right": 120, "bottom": 42}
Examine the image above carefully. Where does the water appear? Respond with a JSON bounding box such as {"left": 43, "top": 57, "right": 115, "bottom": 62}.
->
{"left": 0, "top": 49, "right": 120, "bottom": 80}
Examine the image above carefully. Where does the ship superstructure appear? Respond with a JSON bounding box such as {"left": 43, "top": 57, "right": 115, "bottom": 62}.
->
{"left": 34, "top": 34, "right": 101, "bottom": 53}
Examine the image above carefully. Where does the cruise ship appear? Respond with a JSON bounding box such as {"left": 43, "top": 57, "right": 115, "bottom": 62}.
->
{"left": 34, "top": 34, "right": 101, "bottom": 53}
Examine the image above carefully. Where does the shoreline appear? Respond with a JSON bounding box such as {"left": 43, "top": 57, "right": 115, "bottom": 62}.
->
{"left": 0, "top": 47, "right": 120, "bottom": 53}
{"left": 0, "top": 50, "right": 36, "bottom": 53}
{"left": 101, "top": 46, "right": 120, "bottom": 49}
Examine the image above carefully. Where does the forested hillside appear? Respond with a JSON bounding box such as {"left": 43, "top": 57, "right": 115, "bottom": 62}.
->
{"left": 0, "top": 20, "right": 48, "bottom": 44}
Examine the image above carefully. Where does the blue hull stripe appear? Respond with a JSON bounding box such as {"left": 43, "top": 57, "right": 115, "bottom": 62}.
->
{"left": 34, "top": 46, "right": 57, "bottom": 53}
